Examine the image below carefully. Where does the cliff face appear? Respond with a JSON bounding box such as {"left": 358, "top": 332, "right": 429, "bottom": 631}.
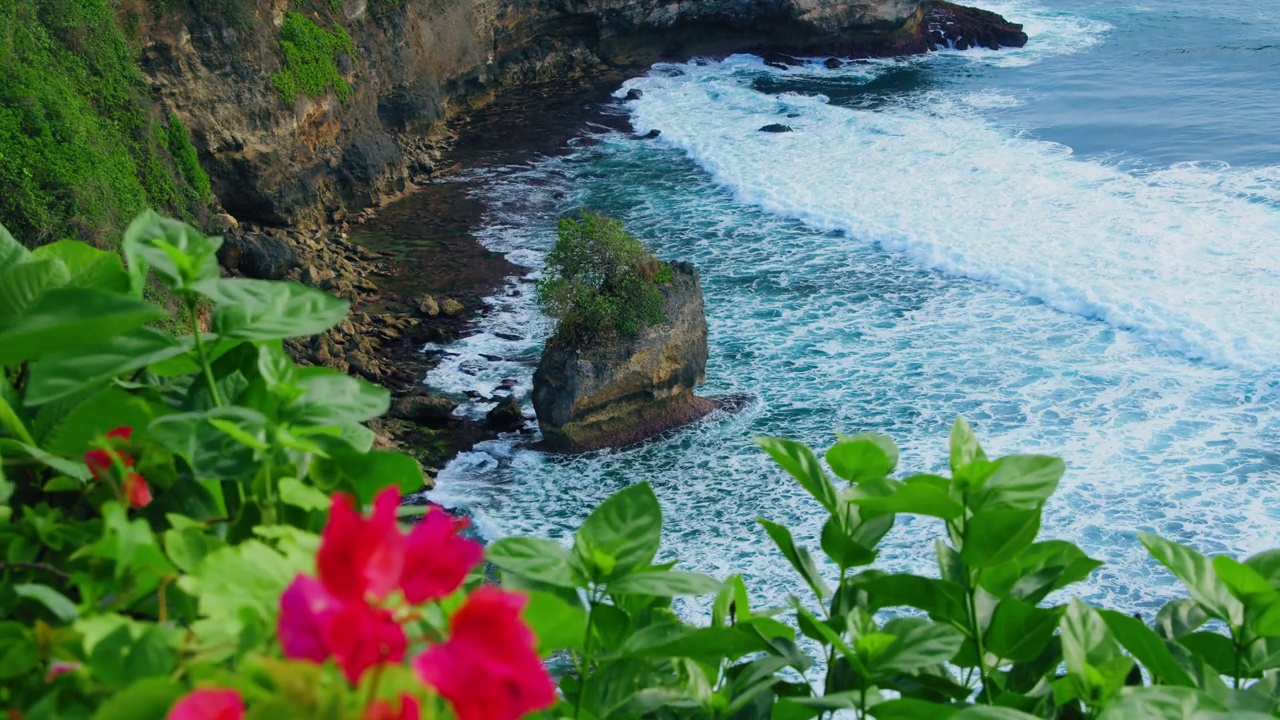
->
{"left": 532, "top": 262, "right": 716, "bottom": 453}
{"left": 134, "top": 0, "right": 938, "bottom": 229}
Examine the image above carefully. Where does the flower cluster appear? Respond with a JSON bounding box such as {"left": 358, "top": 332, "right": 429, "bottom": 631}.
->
{"left": 168, "top": 487, "right": 556, "bottom": 720}
{"left": 83, "top": 426, "right": 151, "bottom": 509}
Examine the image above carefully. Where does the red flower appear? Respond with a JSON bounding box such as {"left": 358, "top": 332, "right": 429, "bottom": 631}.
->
{"left": 122, "top": 472, "right": 152, "bottom": 509}
{"left": 412, "top": 587, "right": 556, "bottom": 720}
{"left": 168, "top": 689, "right": 244, "bottom": 720}
{"left": 84, "top": 427, "right": 136, "bottom": 480}
{"left": 278, "top": 575, "right": 338, "bottom": 663}
{"left": 325, "top": 600, "right": 407, "bottom": 684}
{"left": 362, "top": 695, "right": 421, "bottom": 720}
{"left": 317, "top": 488, "right": 405, "bottom": 602}
{"left": 400, "top": 508, "right": 483, "bottom": 603}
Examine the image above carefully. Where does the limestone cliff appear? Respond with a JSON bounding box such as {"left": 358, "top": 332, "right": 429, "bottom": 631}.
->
{"left": 133, "top": 0, "right": 1024, "bottom": 230}
{"left": 532, "top": 262, "right": 715, "bottom": 453}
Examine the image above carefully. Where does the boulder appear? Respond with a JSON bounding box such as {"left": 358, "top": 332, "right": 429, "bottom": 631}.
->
{"left": 485, "top": 395, "right": 524, "bottom": 431}
{"left": 760, "top": 124, "right": 794, "bottom": 133}
{"left": 624, "top": 88, "right": 643, "bottom": 101}
{"left": 823, "top": 57, "right": 844, "bottom": 69}
{"left": 217, "top": 231, "right": 298, "bottom": 280}
{"left": 418, "top": 294, "right": 440, "bottom": 317}
{"left": 391, "top": 394, "right": 458, "bottom": 425}
{"left": 638, "top": 129, "right": 661, "bottom": 140}
{"left": 440, "top": 298, "right": 466, "bottom": 316}
{"left": 533, "top": 262, "right": 718, "bottom": 453}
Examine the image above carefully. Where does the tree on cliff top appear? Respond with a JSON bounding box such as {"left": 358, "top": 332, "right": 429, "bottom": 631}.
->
{"left": 536, "top": 211, "right": 671, "bottom": 341}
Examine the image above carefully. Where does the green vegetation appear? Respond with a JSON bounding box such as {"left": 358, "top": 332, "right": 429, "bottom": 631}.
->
{"left": 272, "top": 12, "right": 355, "bottom": 105}
{"left": 0, "top": 0, "right": 212, "bottom": 247}
{"left": 537, "top": 212, "right": 671, "bottom": 341}
{"left": 6, "top": 211, "right": 1280, "bottom": 719}
{"left": 163, "top": 114, "right": 213, "bottom": 207}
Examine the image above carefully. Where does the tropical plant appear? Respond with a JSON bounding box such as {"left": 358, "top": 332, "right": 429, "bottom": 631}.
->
{"left": 535, "top": 212, "right": 670, "bottom": 341}
{"left": 4, "top": 211, "right": 1280, "bottom": 720}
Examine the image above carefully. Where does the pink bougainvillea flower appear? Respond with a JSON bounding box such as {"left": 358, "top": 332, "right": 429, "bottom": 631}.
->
{"left": 122, "top": 471, "right": 153, "bottom": 509}
{"left": 317, "top": 488, "right": 405, "bottom": 602}
{"left": 400, "top": 507, "right": 483, "bottom": 603}
{"left": 278, "top": 575, "right": 339, "bottom": 662}
{"left": 412, "top": 587, "right": 556, "bottom": 720}
{"left": 44, "top": 661, "right": 79, "bottom": 682}
{"left": 168, "top": 688, "right": 244, "bottom": 720}
{"left": 325, "top": 598, "right": 407, "bottom": 684}
{"left": 362, "top": 695, "right": 421, "bottom": 720}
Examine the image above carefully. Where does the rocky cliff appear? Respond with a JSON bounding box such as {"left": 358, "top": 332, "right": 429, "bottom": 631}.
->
{"left": 134, "top": 0, "right": 1024, "bottom": 230}
{"left": 532, "top": 262, "right": 716, "bottom": 453}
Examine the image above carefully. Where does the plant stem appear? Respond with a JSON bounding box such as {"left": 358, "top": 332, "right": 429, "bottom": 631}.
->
{"left": 966, "top": 574, "right": 991, "bottom": 702}
{"left": 188, "top": 303, "right": 222, "bottom": 408}
{"left": 576, "top": 588, "right": 600, "bottom": 720}
{"left": 0, "top": 394, "right": 35, "bottom": 446}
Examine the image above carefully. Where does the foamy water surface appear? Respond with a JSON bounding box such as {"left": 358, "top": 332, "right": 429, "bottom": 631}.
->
{"left": 422, "top": 0, "right": 1280, "bottom": 616}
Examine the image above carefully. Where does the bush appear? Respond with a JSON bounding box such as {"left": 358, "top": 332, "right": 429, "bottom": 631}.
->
{"left": 0, "top": 0, "right": 212, "bottom": 246}
{"left": 272, "top": 12, "right": 354, "bottom": 105}
{"left": 536, "top": 212, "right": 671, "bottom": 341}
{"left": 4, "top": 211, "right": 1280, "bottom": 720}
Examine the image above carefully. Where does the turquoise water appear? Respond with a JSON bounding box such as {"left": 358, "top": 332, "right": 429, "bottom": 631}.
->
{"left": 423, "top": 0, "right": 1280, "bottom": 614}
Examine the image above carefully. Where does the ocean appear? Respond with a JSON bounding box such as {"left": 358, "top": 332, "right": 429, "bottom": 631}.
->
{"left": 419, "top": 0, "right": 1280, "bottom": 616}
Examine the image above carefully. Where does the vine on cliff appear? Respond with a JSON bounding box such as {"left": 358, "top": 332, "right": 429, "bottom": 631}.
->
{"left": 272, "top": 12, "right": 355, "bottom": 105}
{"left": 537, "top": 211, "right": 671, "bottom": 341}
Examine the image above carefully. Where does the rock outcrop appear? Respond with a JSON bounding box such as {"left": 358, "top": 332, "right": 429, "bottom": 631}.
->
{"left": 133, "top": 0, "right": 1024, "bottom": 230}
{"left": 533, "top": 262, "right": 716, "bottom": 453}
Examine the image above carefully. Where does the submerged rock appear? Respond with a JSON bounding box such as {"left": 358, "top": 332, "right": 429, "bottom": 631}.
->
{"left": 391, "top": 394, "right": 458, "bottom": 426}
{"left": 824, "top": 57, "right": 845, "bottom": 69}
{"left": 485, "top": 395, "right": 525, "bottom": 431}
{"left": 760, "top": 124, "right": 794, "bottom": 133}
{"left": 533, "top": 262, "right": 717, "bottom": 453}
{"left": 638, "top": 129, "right": 662, "bottom": 140}
{"left": 624, "top": 89, "right": 643, "bottom": 101}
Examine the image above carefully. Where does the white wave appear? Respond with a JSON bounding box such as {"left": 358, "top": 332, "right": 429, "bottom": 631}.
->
{"left": 622, "top": 59, "right": 1280, "bottom": 370}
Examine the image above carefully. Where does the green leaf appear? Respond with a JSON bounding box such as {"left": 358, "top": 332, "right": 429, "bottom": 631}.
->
{"left": 487, "top": 537, "right": 585, "bottom": 589}
{"left": 950, "top": 417, "right": 987, "bottom": 472}
{"left": 1155, "top": 598, "right": 1210, "bottom": 640}
{"left": 875, "top": 617, "right": 965, "bottom": 675}
{"left": 0, "top": 288, "right": 163, "bottom": 366}
{"left": 573, "top": 482, "right": 662, "bottom": 582}
{"left": 758, "top": 518, "right": 830, "bottom": 600}
{"left": 981, "top": 540, "right": 1103, "bottom": 605}
{"left": 1212, "top": 555, "right": 1276, "bottom": 604}
{"left": 952, "top": 708, "right": 1043, "bottom": 720}
{"left": 0, "top": 622, "right": 40, "bottom": 680}
{"left": 310, "top": 446, "right": 425, "bottom": 504}
{"left": 30, "top": 240, "right": 128, "bottom": 291}
{"left": 123, "top": 211, "right": 221, "bottom": 293}
{"left": 854, "top": 477, "right": 964, "bottom": 520}
{"left": 0, "top": 257, "right": 70, "bottom": 319}
{"left": 854, "top": 573, "right": 967, "bottom": 623}
{"left": 13, "top": 583, "right": 78, "bottom": 622}
{"left": 757, "top": 436, "right": 838, "bottom": 511}
{"left": 523, "top": 590, "right": 586, "bottom": 654}
{"left": 1061, "top": 599, "right": 1131, "bottom": 702}
{"left": 985, "top": 597, "right": 1058, "bottom": 662}
{"left": 279, "top": 477, "right": 330, "bottom": 511}
{"left": 150, "top": 407, "right": 265, "bottom": 482}
{"left": 623, "top": 626, "right": 767, "bottom": 659}
{"left": 40, "top": 387, "right": 159, "bottom": 458}
{"left": 1176, "top": 631, "right": 1237, "bottom": 675}
{"left": 26, "top": 328, "right": 188, "bottom": 405}
{"left": 163, "top": 528, "right": 226, "bottom": 574}
{"left": 825, "top": 434, "right": 898, "bottom": 485}
{"left": 970, "top": 455, "right": 1065, "bottom": 513}
{"left": 1095, "top": 686, "right": 1258, "bottom": 720}
{"left": 0, "top": 438, "right": 91, "bottom": 480}
{"left": 1097, "top": 609, "right": 1196, "bottom": 687}
{"left": 1141, "top": 533, "right": 1243, "bottom": 626}
{"left": 91, "top": 676, "right": 184, "bottom": 720}
{"left": 1245, "top": 549, "right": 1280, "bottom": 591}
{"left": 607, "top": 570, "right": 722, "bottom": 597}
{"left": 194, "top": 278, "right": 349, "bottom": 340}
{"left": 961, "top": 509, "right": 1041, "bottom": 568}
{"left": 0, "top": 222, "right": 29, "bottom": 274}
{"left": 284, "top": 368, "right": 389, "bottom": 426}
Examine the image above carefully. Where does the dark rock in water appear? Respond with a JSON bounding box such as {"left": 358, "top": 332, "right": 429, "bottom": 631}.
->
{"left": 824, "top": 57, "right": 844, "bottom": 69}
{"left": 480, "top": 353, "right": 505, "bottom": 362}
{"left": 217, "top": 231, "right": 297, "bottom": 280}
{"left": 927, "top": 1, "right": 1029, "bottom": 51}
{"left": 760, "top": 124, "right": 794, "bottom": 133}
{"left": 638, "top": 129, "right": 661, "bottom": 140}
{"left": 391, "top": 394, "right": 458, "bottom": 426}
{"left": 624, "top": 88, "right": 643, "bottom": 101}
{"left": 485, "top": 395, "right": 524, "bottom": 431}
{"left": 786, "top": 113, "right": 801, "bottom": 118}
{"left": 761, "top": 51, "right": 804, "bottom": 68}
{"left": 533, "top": 262, "right": 718, "bottom": 453}
{"left": 494, "top": 332, "right": 523, "bottom": 342}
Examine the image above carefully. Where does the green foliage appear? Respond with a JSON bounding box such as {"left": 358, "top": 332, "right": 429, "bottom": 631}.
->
{"left": 163, "top": 115, "right": 213, "bottom": 207}
{"left": 536, "top": 211, "right": 672, "bottom": 341}
{"left": 272, "top": 12, "right": 354, "bottom": 105}
{"left": 0, "top": 0, "right": 212, "bottom": 246}
{"left": 0, "top": 211, "right": 422, "bottom": 715}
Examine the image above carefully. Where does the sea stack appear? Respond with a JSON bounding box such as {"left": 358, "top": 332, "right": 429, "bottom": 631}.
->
{"left": 532, "top": 262, "right": 717, "bottom": 453}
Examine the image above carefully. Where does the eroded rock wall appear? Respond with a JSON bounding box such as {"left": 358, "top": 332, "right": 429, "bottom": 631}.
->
{"left": 133, "top": 0, "right": 937, "bottom": 229}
